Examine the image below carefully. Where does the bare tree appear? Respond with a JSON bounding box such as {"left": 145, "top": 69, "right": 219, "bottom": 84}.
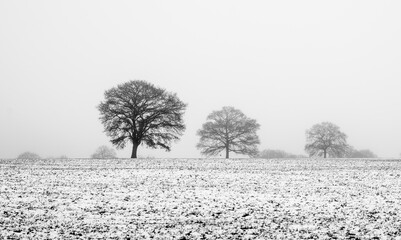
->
{"left": 305, "top": 122, "right": 349, "bottom": 158}
{"left": 197, "top": 106, "right": 260, "bottom": 159}
{"left": 98, "top": 80, "right": 186, "bottom": 158}
{"left": 91, "top": 145, "right": 117, "bottom": 159}
{"left": 17, "top": 152, "right": 41, "bottom": 159}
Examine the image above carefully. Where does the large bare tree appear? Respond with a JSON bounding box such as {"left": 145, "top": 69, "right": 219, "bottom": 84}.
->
{"left": 305, "top": 122, "right": 349, "bottom": 158}
{"left": 197, "top": 106, "right": 260, "bottom": 158}
{"left": 98, "top": 80, "right": 186, "bottom": 158}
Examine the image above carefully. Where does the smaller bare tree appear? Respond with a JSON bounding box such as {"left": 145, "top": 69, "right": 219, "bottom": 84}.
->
{"left": 91, "top": 145, "right": 117, "bottom": 159}
{"left": 197, "top": 106, "right": 260, "bottom": 158}
{"left": 305, "top": 122, "right": 349, "bottom": 158}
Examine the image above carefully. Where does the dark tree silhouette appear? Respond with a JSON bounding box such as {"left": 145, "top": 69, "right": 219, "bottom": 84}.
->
{"left": 91, "top": 145, "right": 117, "bottom": 159}
{"left": 305, "top": 122, "right": 349, "bottom": 158}
{"left": 197, "top": 106, "right": 260, "bottom": 159}
{"left": 98, "top": 80, "right": 186, "bottom": 158}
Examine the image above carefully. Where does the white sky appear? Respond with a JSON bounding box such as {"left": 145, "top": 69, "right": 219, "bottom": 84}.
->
{"left": 1, "top": 1, "right": 400, "bottom": 158}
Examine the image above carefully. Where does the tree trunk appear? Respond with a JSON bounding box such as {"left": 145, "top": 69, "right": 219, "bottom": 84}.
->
{"left": 323, "top": 149, "right": 327, "bottom": 158}
{"left": 131, "top": 143, "right": 138, "bottom": 158}
{"left": 225, "top": 146, "right": 229, "bottom": 159}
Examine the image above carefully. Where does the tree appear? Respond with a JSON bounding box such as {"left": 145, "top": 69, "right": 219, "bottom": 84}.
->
{"left": 17, "top": 151, "right": 41, "bottom": 159}
{"left": 305, "top": 122, "right": 349, "bottom": 158}
{"left": 91, "top": 145, "right": 117, "bottom": 159}
{"left": 347, "top": 147, "right": 377, "bottom": 158}
{"left": 197, "top": 106, "right": 260, "bottom": 159}
{"left": 98, "top": 80, "right": 187, "bottom": 158}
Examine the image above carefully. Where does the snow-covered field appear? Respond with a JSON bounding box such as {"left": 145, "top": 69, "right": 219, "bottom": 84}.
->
{"left": 1, "top": 158, "right": 401, "bottom": 239}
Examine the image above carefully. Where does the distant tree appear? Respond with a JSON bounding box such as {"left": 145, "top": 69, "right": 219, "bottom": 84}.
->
{"left": 305, "top": 122, "right": 349, "bottom": 158}
{"left": 259, "top": 149, "right": 289, "bottom": 159}
{"left": 91, "top": 145, "right": 117, "bottom": 159}
{"left": 98, "top": 80, "right": 187, "bottom": 158}
{"left": 259, "top": 149, "right": 307, "bottom": 159}
{"left": 17, "top": 151, "right": 41, "bottom": 159}
{"left": 197, "top": 106, "right": 260, "bottom": 159}
{"left": 347, "top": 147, "right": 377, "bottom": 158}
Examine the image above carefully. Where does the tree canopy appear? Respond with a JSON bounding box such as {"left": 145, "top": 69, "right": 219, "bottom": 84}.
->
{"left": 98, "top": 80, "right": 187, "bottom": 158}
{"left": 197, "top": 106, "right": 260, "bottom": 158}
{"left": 305, "top": 122, "right": 349, "bottom": 158}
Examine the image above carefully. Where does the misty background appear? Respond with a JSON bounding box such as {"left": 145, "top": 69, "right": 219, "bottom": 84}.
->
{"left": 1, "top": 1, "right": 400, "bottom": 158}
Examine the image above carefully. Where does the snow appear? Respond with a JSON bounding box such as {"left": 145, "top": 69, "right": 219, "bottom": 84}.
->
{"left": 1, "top": 158, "right": 401, "bottom": 239}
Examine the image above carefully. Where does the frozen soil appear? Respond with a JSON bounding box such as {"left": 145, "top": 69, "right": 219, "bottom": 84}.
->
{"left": 1, "top": 158, "right": 401, "bottom": 239}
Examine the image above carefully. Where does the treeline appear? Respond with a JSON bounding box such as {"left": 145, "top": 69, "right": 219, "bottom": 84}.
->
{"left": 258, "top": 149, "right": 307, "bottom": 159}
{"left": 258, "top": 147, "right": 377, "bottom": 159}
{"left": 15, "top": 146, "right": 118, "bottom": 160}
{"left": 15, "top": 146, "right": 378, "bottom": 160}
{"left": 14, "top": 80, "right": 383, "bottom": 159}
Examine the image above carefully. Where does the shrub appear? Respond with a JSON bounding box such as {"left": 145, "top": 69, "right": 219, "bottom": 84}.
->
{"left": 91, "top": 145, "right": 117, "bottom": 159}
{"left": 17, "top": 152, "right": 41, "bottom": 159}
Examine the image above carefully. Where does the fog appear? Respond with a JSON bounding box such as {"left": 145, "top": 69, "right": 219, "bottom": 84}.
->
{"left": 1, "top": 1, "right": 400, "bottom": 158}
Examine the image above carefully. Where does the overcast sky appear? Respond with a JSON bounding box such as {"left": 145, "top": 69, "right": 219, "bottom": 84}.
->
{"left": 1, "top": 1, "right": 400, "bottom": 158}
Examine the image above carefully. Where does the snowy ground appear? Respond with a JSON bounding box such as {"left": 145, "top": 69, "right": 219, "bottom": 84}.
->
{"left": 1, "top": 158, "right": 401, "bottom": 239}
